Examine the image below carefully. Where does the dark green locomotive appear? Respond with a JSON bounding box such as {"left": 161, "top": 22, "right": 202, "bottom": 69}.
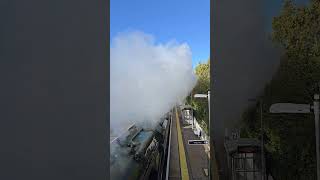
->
{"left": 110, "top": 113, "right": 171, "bottom": 180}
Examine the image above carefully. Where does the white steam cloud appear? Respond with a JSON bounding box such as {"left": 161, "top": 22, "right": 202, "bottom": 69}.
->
{"left": 110, "top": 31, "right": 197, "bottom": 136}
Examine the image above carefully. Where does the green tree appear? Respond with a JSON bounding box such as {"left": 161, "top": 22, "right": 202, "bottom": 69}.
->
{"left": 241, "top": 1, "right": 320, "bottom": 179}
{"left": 186, "top": 59, "right": 210, "bottom": 133}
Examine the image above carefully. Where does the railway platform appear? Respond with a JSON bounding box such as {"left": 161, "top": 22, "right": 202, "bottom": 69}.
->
{"left": 168, "top": 107, "right": 210, "bottom": 180}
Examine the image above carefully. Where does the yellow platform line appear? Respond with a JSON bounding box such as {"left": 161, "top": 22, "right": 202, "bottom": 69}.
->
{"left": 175, "top": 107, "right": 190, "bottom": 180}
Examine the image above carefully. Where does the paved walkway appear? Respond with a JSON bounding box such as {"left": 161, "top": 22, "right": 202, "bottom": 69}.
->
{"left": 179, "top": 109, "right": 209, "bottom": 180}
{"left": 168, "top": 108, "right": 219, "bottom": 180}
{"left": 168, "top": 107, "right": 210, "bottom": 180}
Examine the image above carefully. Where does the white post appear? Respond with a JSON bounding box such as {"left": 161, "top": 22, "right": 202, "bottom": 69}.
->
{"left": 314, "top": 94, "right": 320, "bottom": 180}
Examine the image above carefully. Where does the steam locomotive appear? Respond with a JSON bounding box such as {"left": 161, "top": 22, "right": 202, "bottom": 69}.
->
{"left": 110, "top": 112, "right": 171, "bottom": 180}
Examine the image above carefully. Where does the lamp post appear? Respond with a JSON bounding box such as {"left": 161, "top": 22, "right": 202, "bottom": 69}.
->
{"left": 194, "top": 90, "right": 210, "bottom": 180}
{"left": 269, "top": 95, "right": 320, "bottom": 180}
{"left": 248, "top": 98, "right": 265, "bottom": 180}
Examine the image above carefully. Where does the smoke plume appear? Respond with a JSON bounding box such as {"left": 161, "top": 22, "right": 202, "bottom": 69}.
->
{"left": 110, "top": 31, "right": 197, "bottom": 137}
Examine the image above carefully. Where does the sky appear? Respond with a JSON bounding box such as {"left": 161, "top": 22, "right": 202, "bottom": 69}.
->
{"left": 110, "top": 0, "right": 210, "bottom": 68}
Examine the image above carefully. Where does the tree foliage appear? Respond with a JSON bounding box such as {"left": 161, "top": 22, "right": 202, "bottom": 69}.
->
{"left": 241, "top": 1, "right": 320, "bottom": 179}
{"left": 186, "top": 59, "right": 210, "bottom": 133}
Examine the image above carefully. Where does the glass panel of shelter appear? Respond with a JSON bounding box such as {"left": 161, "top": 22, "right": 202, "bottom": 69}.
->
{"left": 232, "top": 152, "right": 262, "bottom": 180}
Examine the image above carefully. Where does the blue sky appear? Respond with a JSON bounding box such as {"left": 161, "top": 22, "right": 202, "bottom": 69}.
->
{"left": 110, "top": 0, "right": 210, "bottom": 68}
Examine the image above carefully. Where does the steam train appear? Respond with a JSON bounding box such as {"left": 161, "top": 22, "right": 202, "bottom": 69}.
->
{"left": 110, "top": 112, "right": 171, "bottom": 180}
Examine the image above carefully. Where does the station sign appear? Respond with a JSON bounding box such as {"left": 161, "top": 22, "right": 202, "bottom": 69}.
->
{"left": 188, "top": 140, "right": 208, "bottom": 145}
